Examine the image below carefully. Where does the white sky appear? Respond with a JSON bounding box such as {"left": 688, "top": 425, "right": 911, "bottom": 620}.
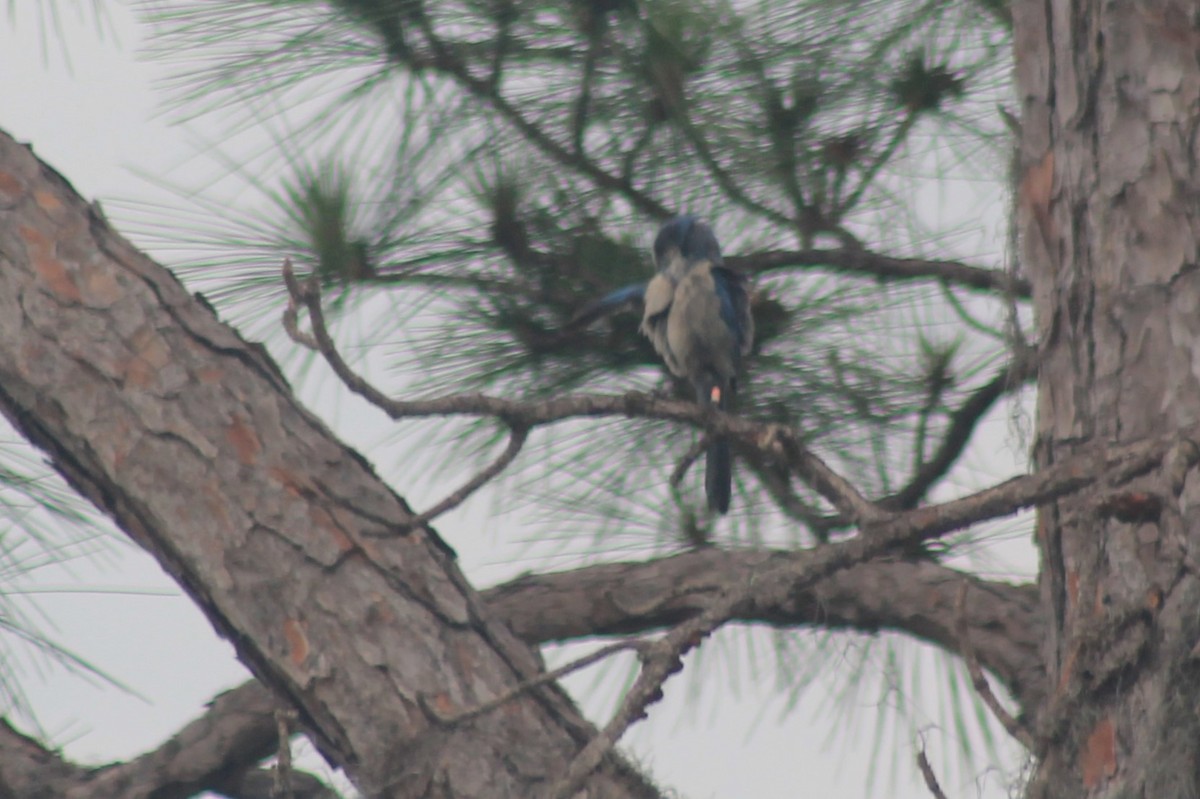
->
{"left": 0, "top": 4, "right": 1036, "bottom": 798}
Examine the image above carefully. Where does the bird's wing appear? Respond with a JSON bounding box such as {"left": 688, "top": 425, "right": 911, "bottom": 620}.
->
{"left": 711, "top": 266, "right": 754, "bottom": 357}
{"left": 568, "top": 282, "right": 646, "bottom": 329}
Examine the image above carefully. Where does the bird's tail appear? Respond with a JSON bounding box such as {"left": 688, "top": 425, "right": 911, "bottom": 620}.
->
{"left": 702, "top": 379, "right": 733, "bottom": 515}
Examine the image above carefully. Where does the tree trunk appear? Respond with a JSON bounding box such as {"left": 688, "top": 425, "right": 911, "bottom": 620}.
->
{"left": 1015, "top": 0, "right": 1200, "bottom": 794}
{"left": 0, "top": 130, "right": 658, "bottom": 799}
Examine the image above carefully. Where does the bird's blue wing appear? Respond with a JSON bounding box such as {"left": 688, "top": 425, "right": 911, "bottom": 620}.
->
{"left": 568, "top": 282, "right": 647, "bottom": 329}
{"left": 711, "top": 266, "right": 752, "bottom": 357}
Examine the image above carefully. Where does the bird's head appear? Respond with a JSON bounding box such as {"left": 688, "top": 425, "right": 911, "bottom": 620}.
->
{"left": 653, "top": 215, "right": 723, "bottom": 274}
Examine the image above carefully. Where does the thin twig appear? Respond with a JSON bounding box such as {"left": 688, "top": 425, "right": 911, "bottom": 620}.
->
{"left": 750, "top": 358, "right": 1036, "bottom": 539}
{"left": 742, "top": 453, "right": 832, "bottom": 539}
{"left": 282, "top": 260, "right": 412, "bottom": 413}
{"left": 571, "top": 30, "right": 600, "bottom": 155}
{"left": 430, "top": 638, "right": 648, "bottom": 726}
{"left": 281, "top": 261, "right": 319, "bottom": 350}
{"left": 286, "top": 263, "right": 532, "bottom": 528}
{"left": 886, "top": 355, "right": 1036, "bottom": 511}
{"left": 675, "top": 114, "right": 793, "bottom": 228}
{"left": 916, "top": 746, "right": 950, "bottom": 799}
{"left": 668, "top": 438, "right": 708, "bottom": 489}
{"left": 411, "top": 18, "right": 672, "bottom": 220}
{"left": 548, "top": 587, "right": 745, "bottom": 799}
{"left": 955, "top": 582, "right": 1036, "bottom": 749}
{"left": 837, "top": 112, "right": 917, "bottom": 215}
{"left": 273, "top": 707, "right": 297, "bottom": 799}
{"left": 400, "top": 425, "right": 530, "bottom": 531}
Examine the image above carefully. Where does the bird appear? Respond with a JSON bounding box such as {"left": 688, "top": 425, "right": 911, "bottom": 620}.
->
{"left": 574, "top": 215, "right": 753, "bottom": 513}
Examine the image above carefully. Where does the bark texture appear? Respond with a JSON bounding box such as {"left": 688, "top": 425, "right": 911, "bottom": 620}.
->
{"left": 1014, "top": 0, "right": 1200, "bottom": 794}
{"left": 487, "top": 551, "right": 1045, "bottom": 711}
{"left": 0, "top": 130, "right": 658, "bottom": 799}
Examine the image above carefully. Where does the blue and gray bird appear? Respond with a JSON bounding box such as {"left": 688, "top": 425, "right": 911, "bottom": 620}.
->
{"left": 575, "top": 216, "right": 753, "bottom": 513}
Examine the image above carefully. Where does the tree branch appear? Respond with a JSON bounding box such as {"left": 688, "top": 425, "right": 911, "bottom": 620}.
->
{"left": 281, "top": 259, "right": 1183, "bottom": 557}
{"left": 726, "top": 249, "right": 1031, "bottom": 297}
{"left": 434, "top": 639, "right": 648, "bottom": 727}
{"left": 484, "top": 551, "right": 1044, "bottom": 714}
{"left": 742, "top": 357, "right": 1036, "bottom": 540}
{"left": 955, "top": 582, "right": 1036, "bottom": 749}
{"left": 0, "top": 551, "right": 1042, "bottom": 799}
{"left": 285, "top": 258, "right": 882, "bottom": 523}
{"left": 0, "top": 681, "right": 279, "bottom": 799}
{"left": 0, "top": 718, "right": 88, "bottom": 797}
{"left": 550, "top": 584, "right": 745, "bottom": 798}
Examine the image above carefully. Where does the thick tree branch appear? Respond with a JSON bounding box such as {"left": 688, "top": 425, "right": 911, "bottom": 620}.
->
{"left": 85, "top": 682, "right": 279, "bottom": 799}
{"left": 484, "top": 551, "right": 1044, "bottom": 714}
{"left": 0, "top": 551, "right": 1041, "bottom": 798}
{"left": 0, "top": 719, "right": 89, "bottom": 797}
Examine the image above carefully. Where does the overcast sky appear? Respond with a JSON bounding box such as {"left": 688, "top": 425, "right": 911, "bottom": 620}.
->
{"left": 0, "top": 4, "right": 1034, "bottom": 798}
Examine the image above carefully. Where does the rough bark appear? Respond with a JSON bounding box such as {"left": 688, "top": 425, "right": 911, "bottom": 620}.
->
{"left": 0, "top": 130, "right": 658, "bottom": 799}
{"left": 1014, "top": 0, "right": 1200, "bottom": 794}
{"left": 487, "top": 552, "right": 1045, "bottom": 712}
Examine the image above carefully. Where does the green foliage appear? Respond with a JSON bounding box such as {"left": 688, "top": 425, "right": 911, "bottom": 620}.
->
{"left": 0, "top": 444, "right": 131, "bottom": 727}
{"left": 890, "top": 52, "right": 967, "bottom": 114}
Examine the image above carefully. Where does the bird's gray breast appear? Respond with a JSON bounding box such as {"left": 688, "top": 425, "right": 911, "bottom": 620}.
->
{"left": 640, "top": 262, "right": 736, "bottom": 382}
{"left": 668, "top": 266, "right": 736, "bottom": 381}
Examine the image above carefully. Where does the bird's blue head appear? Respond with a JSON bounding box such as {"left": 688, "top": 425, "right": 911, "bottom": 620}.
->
{"left": 653, "top": 215, "right": 723, "bottom": 270}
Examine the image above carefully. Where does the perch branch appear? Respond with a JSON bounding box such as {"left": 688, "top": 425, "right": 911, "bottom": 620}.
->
{"left": 283, "top": 256, "right": 1187, "bottom": 549}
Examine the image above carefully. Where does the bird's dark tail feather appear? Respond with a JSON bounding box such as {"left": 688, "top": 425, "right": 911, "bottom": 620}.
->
{"left": 706, "top": 437, "right": 731, "bottom": 514}
{"left": 702, "top": 380, "right": 732, "bottom": 514}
